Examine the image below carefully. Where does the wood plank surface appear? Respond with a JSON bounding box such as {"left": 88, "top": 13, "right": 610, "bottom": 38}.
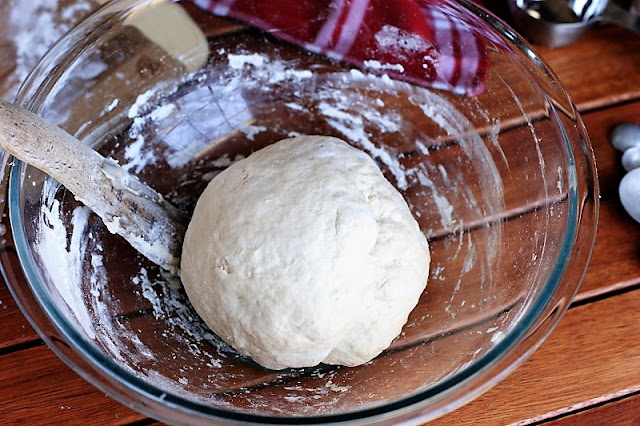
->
{"left": 0, "top": 276, "right": 37, "bottom": 351}
{"left": 430, "top": 289, "right": 640, "bottom": 425}
{"left": 1, "top": 1, "right": 640, "bottom": 425}
{"left": 546, "top": 393, "right": 640, "bottom": 425}
{"left": 0, "top": 345, "right": 147, "bottom": 424}
{"left": 426, "top": 84, "right": 640, "bottom": 424}
{"left": 537, "top": 25, "right": 640, "bottom": 112}
{"left": 568, "top": 100, "right": 640, "bottom": 299}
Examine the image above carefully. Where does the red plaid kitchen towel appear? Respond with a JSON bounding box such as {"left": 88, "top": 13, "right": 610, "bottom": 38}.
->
{"left": 189, "top": 0, "right": 488, "bottom": 96}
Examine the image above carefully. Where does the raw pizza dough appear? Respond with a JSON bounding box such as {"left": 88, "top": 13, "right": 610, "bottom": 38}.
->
{"left": 181, "top": 135, "right": 430, "bottom": 370}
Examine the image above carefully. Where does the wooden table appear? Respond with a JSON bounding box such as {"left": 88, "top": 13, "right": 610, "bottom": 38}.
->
{"left": 1, "top": 1, "right": 640, "bottom": 425}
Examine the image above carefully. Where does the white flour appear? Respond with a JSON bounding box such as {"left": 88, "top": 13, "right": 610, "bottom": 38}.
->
{"left": 227, "top": 53, "right": 265, "bottom": 69}
{"left": 36, "top": 182, "right": 95, "bottom": 340}
{"left": 374, "top": 25, "right": 433, "bottom": 55}
{"left": 29, "top": 41, "right": 510, "bottom": 413}
{"left": 2, "top": 0, "right": 94, "bottom": 101}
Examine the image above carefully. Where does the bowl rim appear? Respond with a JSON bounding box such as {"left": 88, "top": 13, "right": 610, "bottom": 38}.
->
{"left": 1, "top": 0, "right": 599, "bottom": 423}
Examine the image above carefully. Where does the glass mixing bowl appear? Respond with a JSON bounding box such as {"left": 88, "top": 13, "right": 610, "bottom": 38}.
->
{"left": 1, "top": 0, "right": 598, "bottom": 424}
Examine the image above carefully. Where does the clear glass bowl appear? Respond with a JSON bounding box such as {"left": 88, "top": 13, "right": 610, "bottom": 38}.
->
{"left": 1, "top": 0, "right": 598, "bottom": 424}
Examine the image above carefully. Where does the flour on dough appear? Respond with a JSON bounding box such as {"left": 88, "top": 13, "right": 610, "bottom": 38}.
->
{"left": 180, "top": 135, "right": 430, "bottom": 370}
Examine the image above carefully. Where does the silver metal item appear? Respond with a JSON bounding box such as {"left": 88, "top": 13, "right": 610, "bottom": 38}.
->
{"left": 508, "top": 0, "right": 640, "bottom": 47}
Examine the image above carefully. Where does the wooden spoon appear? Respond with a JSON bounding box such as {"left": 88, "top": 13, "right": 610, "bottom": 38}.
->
{"left": 0, "top": 99, "right": 186, "bottom": 273}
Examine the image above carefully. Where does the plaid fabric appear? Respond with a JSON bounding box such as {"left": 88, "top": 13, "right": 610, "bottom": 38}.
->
{"left": 190, "top": 0, "right": 488, "bottom": 95}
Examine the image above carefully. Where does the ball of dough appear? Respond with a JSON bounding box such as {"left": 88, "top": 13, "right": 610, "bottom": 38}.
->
{"left": 181, "top": 135, "right": 430, "bottom": 370}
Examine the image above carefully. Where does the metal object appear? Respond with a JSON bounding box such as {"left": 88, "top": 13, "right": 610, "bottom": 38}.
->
{"left": 508, "top": 0, "right": 640, "bottom": 47}
{"left": 611, "top": 123, "right": 640, "bottom": 223}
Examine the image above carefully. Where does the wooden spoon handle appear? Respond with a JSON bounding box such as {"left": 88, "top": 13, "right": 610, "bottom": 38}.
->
{"left": 0, "top": 99, "right": 185, "bottom": 273}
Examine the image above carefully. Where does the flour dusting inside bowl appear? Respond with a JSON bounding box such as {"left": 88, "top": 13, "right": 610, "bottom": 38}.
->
{"left": 28, "top": 50, "right": 510, "bottom": 408}
{"left": 4, "top": 1, "right": 595, "bottom": 423}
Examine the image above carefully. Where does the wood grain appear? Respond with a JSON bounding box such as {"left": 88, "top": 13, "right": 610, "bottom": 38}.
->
{"left": 0, "top": 274, "right": 37, "bottom": 350}
{"left": 430, "top": 289, "right": 640, "bottom": 425}
{"left": 0, "top": 345, "right": 147, "bottom": 425}
{"left": 578, "top": 199, "right": 640, "bottom": 300}
{"left": 571, "top": 101, "right": 640, "bottom": 298}
{"left": 425, "top": 98, "right": 640, "bottom": 423}
{"left": 546, "top": 392, "right": 640, "bottom": 425}
{"left": 0, "top": 1, "right": 640, "bottom": 424}
{"left": 533, "top": 27, "right": 640, "bottom": 112}
{"left": 578, "top": 94, "right": 640, "bottom": 199}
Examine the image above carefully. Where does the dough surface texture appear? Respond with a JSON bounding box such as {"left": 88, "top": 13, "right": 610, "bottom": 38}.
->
{"left": 181, "top": 135, "right": 430, "bottom": 370}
